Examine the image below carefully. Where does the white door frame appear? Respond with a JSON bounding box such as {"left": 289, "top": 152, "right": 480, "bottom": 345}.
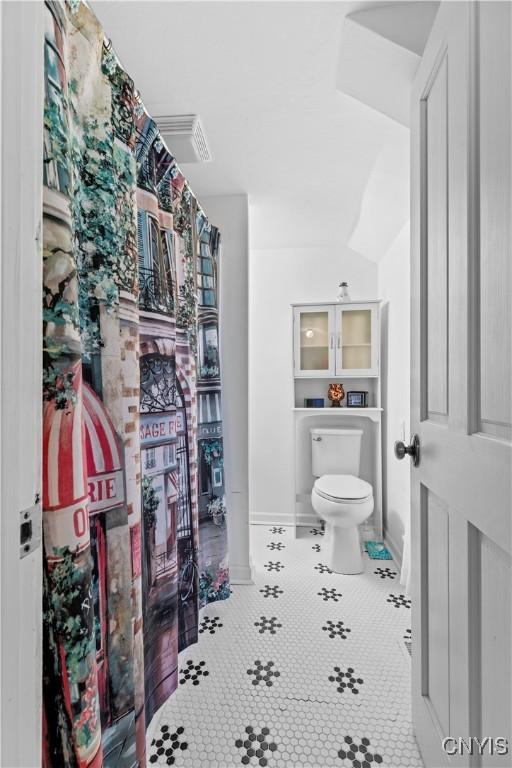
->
{"left": 0, "top": 3, "right": 44, "bottom": 766}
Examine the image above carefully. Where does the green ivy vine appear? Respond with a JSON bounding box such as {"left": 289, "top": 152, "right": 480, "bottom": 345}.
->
{"left": 201, "top": 439, "right": 224, "bottom": 467}
{"left": 142, "top": 475, "right": 159, "bottom": 530}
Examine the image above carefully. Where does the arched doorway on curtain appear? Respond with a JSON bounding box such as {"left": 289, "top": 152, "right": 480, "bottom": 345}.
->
{"left": 139, "top": 351, "right": 198, "bottom": 721}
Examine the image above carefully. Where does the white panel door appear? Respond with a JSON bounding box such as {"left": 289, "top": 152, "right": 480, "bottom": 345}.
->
{"left": 409, "top": 3, "right": 511, "bottom": 766}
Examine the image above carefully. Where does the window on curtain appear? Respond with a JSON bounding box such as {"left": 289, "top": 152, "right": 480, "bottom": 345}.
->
{"left": 198, "top": 323, "right": 220, "bottom": 380}
{"left": 43, "top": 4, "right": 68, "bottom": 194}
{"left": 145, "top": 448, "right": 156, "bottom": 469}
{"left": 199, "top": 442, "right": 210, "bottom": 496}
{"left": 197, "top": 243, "right": 216, "bottom": 306}
{"left": 163, "top": 443, "right": 175, "bottom": 468}
{"left": 161, "top": 228, "right": 174, "bottom": 302}
{"left": 147, "top": 214, "right": 169, "bottom": 310}
{"left": 148, "top": 216, "right": 161, "bottom": 276}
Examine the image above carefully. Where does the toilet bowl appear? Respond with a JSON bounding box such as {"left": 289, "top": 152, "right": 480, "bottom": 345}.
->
{"left": 311, "top": 474, "right": 373, "bottom": 574}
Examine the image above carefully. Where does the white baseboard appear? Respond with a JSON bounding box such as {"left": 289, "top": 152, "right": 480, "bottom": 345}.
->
{"left": 229, "top": 562, "right": 255, "bottom": 584}
{"left": 249, "top": 510, "right": 294, "bottom": 526}
{"left": 296, "top": 512, "right": 320, "bottom": 527}
{"left": 249, "top": 511, "right": 321, "bottom": 527}
{"left": 384, "top": 530, "right": 403, "bottom": 570}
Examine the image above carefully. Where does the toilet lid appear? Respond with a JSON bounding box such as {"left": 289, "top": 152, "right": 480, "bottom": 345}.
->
{"left": 314, "top": 474, "right": 372, "bottom": 501}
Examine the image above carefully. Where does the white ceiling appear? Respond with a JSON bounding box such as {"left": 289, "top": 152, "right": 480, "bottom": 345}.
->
{"left": 93, "top": 1, "right": 413, "bottom": 255}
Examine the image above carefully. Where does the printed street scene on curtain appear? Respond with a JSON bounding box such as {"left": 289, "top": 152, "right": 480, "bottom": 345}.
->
{"left": 41, "top": 2, "right": 229, "bottom": 766}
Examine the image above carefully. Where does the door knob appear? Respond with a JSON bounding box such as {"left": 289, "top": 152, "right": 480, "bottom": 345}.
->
{"left": 394, "top": 434, "right": 420, "bottom": 467}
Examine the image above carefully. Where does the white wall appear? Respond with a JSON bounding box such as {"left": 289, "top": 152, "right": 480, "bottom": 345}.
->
{"left": 378, "top": 222, "right": 410, "bottom": 564}
{"left": 202, "top": 194, "right": 253, "bottom": 582}
{"left": 249, "top": 245, "right": 378, "bottom": 525}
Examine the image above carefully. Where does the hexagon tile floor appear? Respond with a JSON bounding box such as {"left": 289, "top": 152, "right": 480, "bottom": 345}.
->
{"left": 148, "top": 525, "right": 422, "bottom": 768}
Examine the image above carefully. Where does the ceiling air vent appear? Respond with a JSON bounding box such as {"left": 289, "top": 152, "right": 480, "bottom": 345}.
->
{"left": 154, "top": 114, "right": 212, "bottom": 163}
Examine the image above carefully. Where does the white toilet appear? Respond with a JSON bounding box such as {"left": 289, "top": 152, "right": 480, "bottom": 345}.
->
{"left": 310, "top": 428, "right": 373, "bottom": 574}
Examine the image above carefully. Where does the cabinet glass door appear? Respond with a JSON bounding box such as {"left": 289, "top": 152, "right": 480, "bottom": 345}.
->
{"left": 337, "top": 306, "right": 377, "bottom": 376}
{"left": 294, "top": 307, "right": 334, "bottom": 376}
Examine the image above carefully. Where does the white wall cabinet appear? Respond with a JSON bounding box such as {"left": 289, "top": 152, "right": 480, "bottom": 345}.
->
{"left": 293, "top": 301, "right": 379, "bottom": 378}
{"left": 291, "top": 299, "right": 382, "bottom": 535}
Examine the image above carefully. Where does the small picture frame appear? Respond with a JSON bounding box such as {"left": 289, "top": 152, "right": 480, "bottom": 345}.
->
{"left": 347, "top": 391, "right": 368, "bottom": 407}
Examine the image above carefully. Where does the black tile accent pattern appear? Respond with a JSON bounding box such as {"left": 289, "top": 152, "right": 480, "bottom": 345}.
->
{"left": 267, "top": 542, "right": 285, "bottom": 551}
{"left": 337, "top": 736, "right": 383, "bottom": 767}
{"left": 269, "top": 527, "right": 286, "bottom": 534}
{"left": 318, "top": 587, "right": 343, "bottom": 602}
{"left": 309, "top": 527, "right": 325, "bottom": 536}
{"left": 264, "top": 561, "right": 284, "bottom": 572}
{"left": 322, "top": 620, "right": 351, "bottom": 639}
{"left": 387, "top": 593, "right": 411, "bottom": 609}
{"left": 198, "top": 615, "right": 223, "bottom": 634}
{"left": 235, "top": 726, "right": 278, "bottom": 766}
{"left": 312, "top": 543, "right": 321, "bottom": 552}
{"left": 149, "top": 725, "right": 188, "bottom": 765}
{"left": 328, "top": 666, "right": 364, "bottom": 695}
{"left": 404, "top": 627, "right": 412, "bottom": 657}
{"left": 374, "top": 567, "right": 397, "bottom": 580}
{"left": 179, "top": 659, "right": 209, "bottom": 686}
{"left": 260, "top": 585, "right": 284, "bottom": 599}
{"left": 314, "top": 562, "right": 333, "bottom": 574}
{"left": 247, "top": 660, "right": 281, "bottom": 687}
{"left": 254, "top": 616, "right": 282, "bottom": 635}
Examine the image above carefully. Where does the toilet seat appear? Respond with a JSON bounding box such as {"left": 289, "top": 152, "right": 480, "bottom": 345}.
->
{"left": 313, "top": 474, "right": 372, "bottom": 504}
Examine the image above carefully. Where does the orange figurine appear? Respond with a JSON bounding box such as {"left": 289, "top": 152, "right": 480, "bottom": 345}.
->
{"left": 328, "top": 383, "right": 345, "bottom": 407}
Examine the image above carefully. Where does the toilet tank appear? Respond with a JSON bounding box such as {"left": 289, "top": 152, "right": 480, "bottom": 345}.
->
{"left": 311, "top": 428, "right": 363, "bottom": 476}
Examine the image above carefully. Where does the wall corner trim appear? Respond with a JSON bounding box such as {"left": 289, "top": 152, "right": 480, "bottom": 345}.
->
{"left": 384, "top": 531, "right": 403, "bottom": 570}
{"left": 229, "top": 563, "right": 255, "bottom": 585}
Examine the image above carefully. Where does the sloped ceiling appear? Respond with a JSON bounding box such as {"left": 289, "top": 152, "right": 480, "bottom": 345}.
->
{"left": 93, "top": 1, "right": 436, "bottom": 259}
{"left": 348, "top": 2, "right": 439, "bottom": 57}
{"left": 337, "top": 2, "right": 438, "bottom": 260}
{"left": 348, "top": 128, "right": 410, "bottom": 261}
{"left": 336, "top": 1, "right": 439, "bottom": 127}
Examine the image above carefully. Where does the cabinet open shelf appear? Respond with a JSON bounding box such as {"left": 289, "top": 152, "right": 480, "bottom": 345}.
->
{"left": 293, "top": 407, "right": 383, "bottom": 413}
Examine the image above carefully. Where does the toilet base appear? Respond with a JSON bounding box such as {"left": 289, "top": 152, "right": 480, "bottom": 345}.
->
{"left": 325, "top": 522, "right": 364, "bottom": 574}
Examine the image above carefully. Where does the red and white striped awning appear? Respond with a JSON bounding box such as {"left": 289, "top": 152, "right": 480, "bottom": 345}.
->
{"left": 83, "top": 382, "right": 125, "bottom": 515}
{"left": 43, "top": 364, "right": 125, "bottom": 561}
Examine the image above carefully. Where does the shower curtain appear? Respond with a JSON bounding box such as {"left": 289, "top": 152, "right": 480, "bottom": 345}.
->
{"left": 42, "top": 2, "right": 229, "bottom": 765}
